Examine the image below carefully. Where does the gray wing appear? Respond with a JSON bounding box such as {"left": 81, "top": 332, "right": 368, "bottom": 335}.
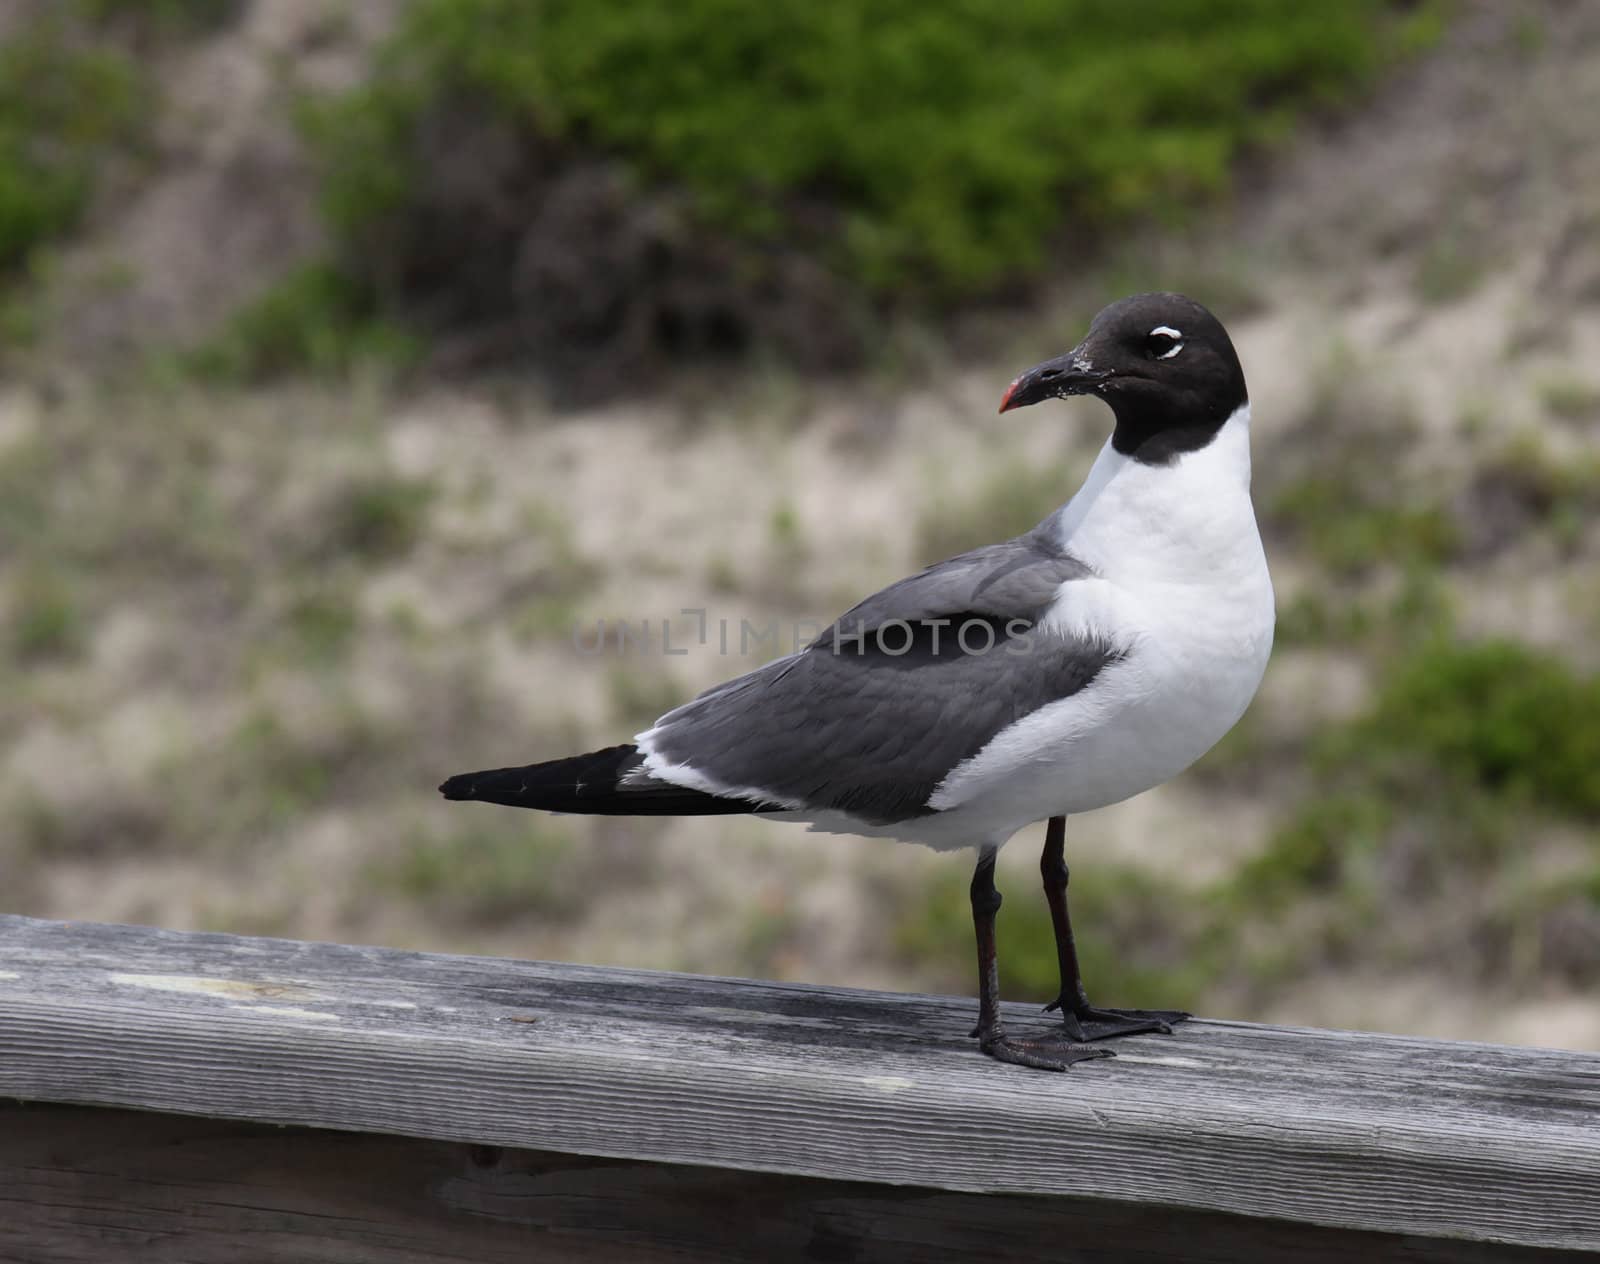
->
{"left": 817, "top": 527, "right": 1090, "bottom": 647}
{"left": 642, "top": 523, "right": 1119, "bottom": 825}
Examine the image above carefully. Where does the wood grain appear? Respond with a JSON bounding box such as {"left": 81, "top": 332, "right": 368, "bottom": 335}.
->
{"left": 1, "top": 915, "right": 1596, "bottom": 1253}
{"left": 2, "top": 1103, "right": 1589, "bottom": 1264}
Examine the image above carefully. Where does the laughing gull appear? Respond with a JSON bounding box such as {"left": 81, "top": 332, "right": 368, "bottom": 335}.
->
{"left": 442, "top": 292, "right": 1275, "bottom": 1072}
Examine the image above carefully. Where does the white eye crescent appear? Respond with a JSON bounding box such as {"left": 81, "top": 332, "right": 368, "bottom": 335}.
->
{"left": 1148, "top": 325, "right": 1184, "bottom": 360}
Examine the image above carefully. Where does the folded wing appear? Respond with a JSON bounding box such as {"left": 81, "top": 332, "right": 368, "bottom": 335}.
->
{"left": 640, "top": 524, "right": 1121, "bottom": 826}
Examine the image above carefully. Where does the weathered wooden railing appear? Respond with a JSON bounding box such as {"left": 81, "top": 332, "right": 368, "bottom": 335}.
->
{"left": 1, "top": 914, "right": 1595, "bottom": 1262}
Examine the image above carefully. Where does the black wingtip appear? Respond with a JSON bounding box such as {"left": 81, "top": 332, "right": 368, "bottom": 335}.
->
{"left": 436, "top": 747, "right": 779, "bottom": 816}
{"left": 438, "top": 773, "right": 476, "bottom": 801}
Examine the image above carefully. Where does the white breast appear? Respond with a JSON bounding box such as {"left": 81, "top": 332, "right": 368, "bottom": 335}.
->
{"left": 925, "top": 404, "right": 1274, "bottom": 840}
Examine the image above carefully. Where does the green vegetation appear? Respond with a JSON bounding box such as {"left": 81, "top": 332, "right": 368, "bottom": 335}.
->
{"left": 768, "top": 501, "right": 803, "bottom": 554}
{"left": 263, "top": 0, "right": 1444, "bottom": 382}
{"left": 1466, "top": 433, "right": 1600, "bottom": 556}
{"left": 374, "top": 822, "right": 579, "bottom": 924}
{"left": 765, "top": 498, "right": 809, "bottom": 590}
{"left": 1271, "top": 473, "right": 1458, "bottom": 577}
{"left": 1538, "top": 375, "right": 1600, "bottom": 420}
{"left": 7, "top": 565, "right": 87, "bottom": 663}
{"left": 224, "top": 708, "right": 338, "bottom": 830}
{"left": 4, "top": 395, "right": 255, "bottom": 604}
{"left": 1273, "top": 565, "right": 1454, "bottom": 651}
{"left": 1273, "top": 589, "right": 1377, "bottom": 648}
{"left": 0, "top": 19, "right": 142, "bottom": 279}
{"left": 1510, "top": 12, "right": 1546, "bottom": 56}
{"left": 1220, "top": 635, "right": 1600, "bottom": 985}
{"left": 0, "top": 1, "right": 1443, "bottom": 383}
{"left": 326, "top": 472, "right": 436, "bottom": 563}
{"left": 184, "top": 263, "right": 420, "bottom": 383}
{"left": 173, "top": 693, "right": 401, "bottom": 851}
{"left": 80, "top": 0, "right": 242, "bottom": 32}
{"left": 0, "top": 431, "right": 49, "bottom": 544}
{"left": 315, "top": 0, "right": 1423, "bottom": 295}
{"left": 0, "top": 5, "right": 246, "bottom": 350}
{"left": 1348, "top": 638, "right": 1600, "bottom": 817}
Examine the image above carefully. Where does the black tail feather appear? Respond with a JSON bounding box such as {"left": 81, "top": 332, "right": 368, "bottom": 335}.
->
{"left": 439, "top": 743, "right": 780, "bottom": 816}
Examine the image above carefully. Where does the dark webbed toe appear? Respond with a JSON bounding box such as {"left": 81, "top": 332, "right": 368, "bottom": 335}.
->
{"left": 1046, "top": 1002, "right": 1191, "bottom": 1042}
{"left": 978, "top": 1028, "right": 1115, "bottom": 1072}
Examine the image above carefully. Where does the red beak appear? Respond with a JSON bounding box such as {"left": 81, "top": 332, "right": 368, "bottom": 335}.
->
{"left": 997, "top": 376, "right": 1026, "bottom": 415}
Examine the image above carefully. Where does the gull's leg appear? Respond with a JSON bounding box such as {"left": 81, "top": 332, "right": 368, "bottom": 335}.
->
{"left": 1040, "top": 815, "right": 1190, "bottom": 1042}
{"left": 969, "top": 844, "right": 1110, "bottom": 1071}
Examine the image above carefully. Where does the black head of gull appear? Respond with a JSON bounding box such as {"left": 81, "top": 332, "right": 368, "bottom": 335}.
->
{"left": 999, "top": 292, "right": 1248, "bottom": 466}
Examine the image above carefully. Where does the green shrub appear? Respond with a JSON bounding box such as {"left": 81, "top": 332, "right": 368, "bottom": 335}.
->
{"left": 184, "top": 263, "right": 420, "bottom": 382}
{"left": 1270, "top": 473, "right": 1458, "bottom": 577}
{"left": 228, "top": 709, "right": 334, "bottom": 818}
{"left": 287, "top": 0, "right": 1436, "bottom": 383}
{"left": 1273, "top": 588, "right": 1376, "bottom": 647}
{"left": 0, "top": 22, "right": 142, "bottom": 277}
{"left": 1538, "top": 376, "right": 1600, "bottom": 421}
{"left": 8, "top": 566, "right": 87, "bottom": 663}
{"left": 326, "top": 473, "right": 435, "bottom": 563}
{"left": 1349, "top": 638, "right": 1600, "bottom": 818}
{"left": 79, "top": 0, "right": 243, "bottom": 33}
{"left": 317, "top": 0, "right": 1421, "bottom": 295}
{"left": 334, "top": 0, "right": 1427, "bottom": 289}
{"left": 0, "top": 7, "right": 243, "bottom": 347}
{"left": 193, "top": 701, "right": 395, "bottom": 847}
{"left": 1214, "top": 635, "right": 1600, "bottom": 987}
{"left": 1229, "top": 793, "right": 1391, "bottom": 908}
{"left": 376, "top": 823, "right": 578, "bottom": 923}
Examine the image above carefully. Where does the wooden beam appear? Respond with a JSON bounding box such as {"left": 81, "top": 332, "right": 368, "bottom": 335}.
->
{"left": 1, "top": 915, "right": 1596, "bottom": 1255}
{"left": 1, "top": 1103, "right": 1582, "bottom": 1264}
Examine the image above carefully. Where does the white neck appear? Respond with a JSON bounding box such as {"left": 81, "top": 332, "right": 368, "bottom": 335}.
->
{"left": 1053, "top": 402, "right": 1258, "bottom": 583}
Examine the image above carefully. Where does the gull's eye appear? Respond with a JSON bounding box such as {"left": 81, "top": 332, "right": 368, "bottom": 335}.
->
{"left": 1146, "top": 325, "right": 1183, "bottom": 361}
